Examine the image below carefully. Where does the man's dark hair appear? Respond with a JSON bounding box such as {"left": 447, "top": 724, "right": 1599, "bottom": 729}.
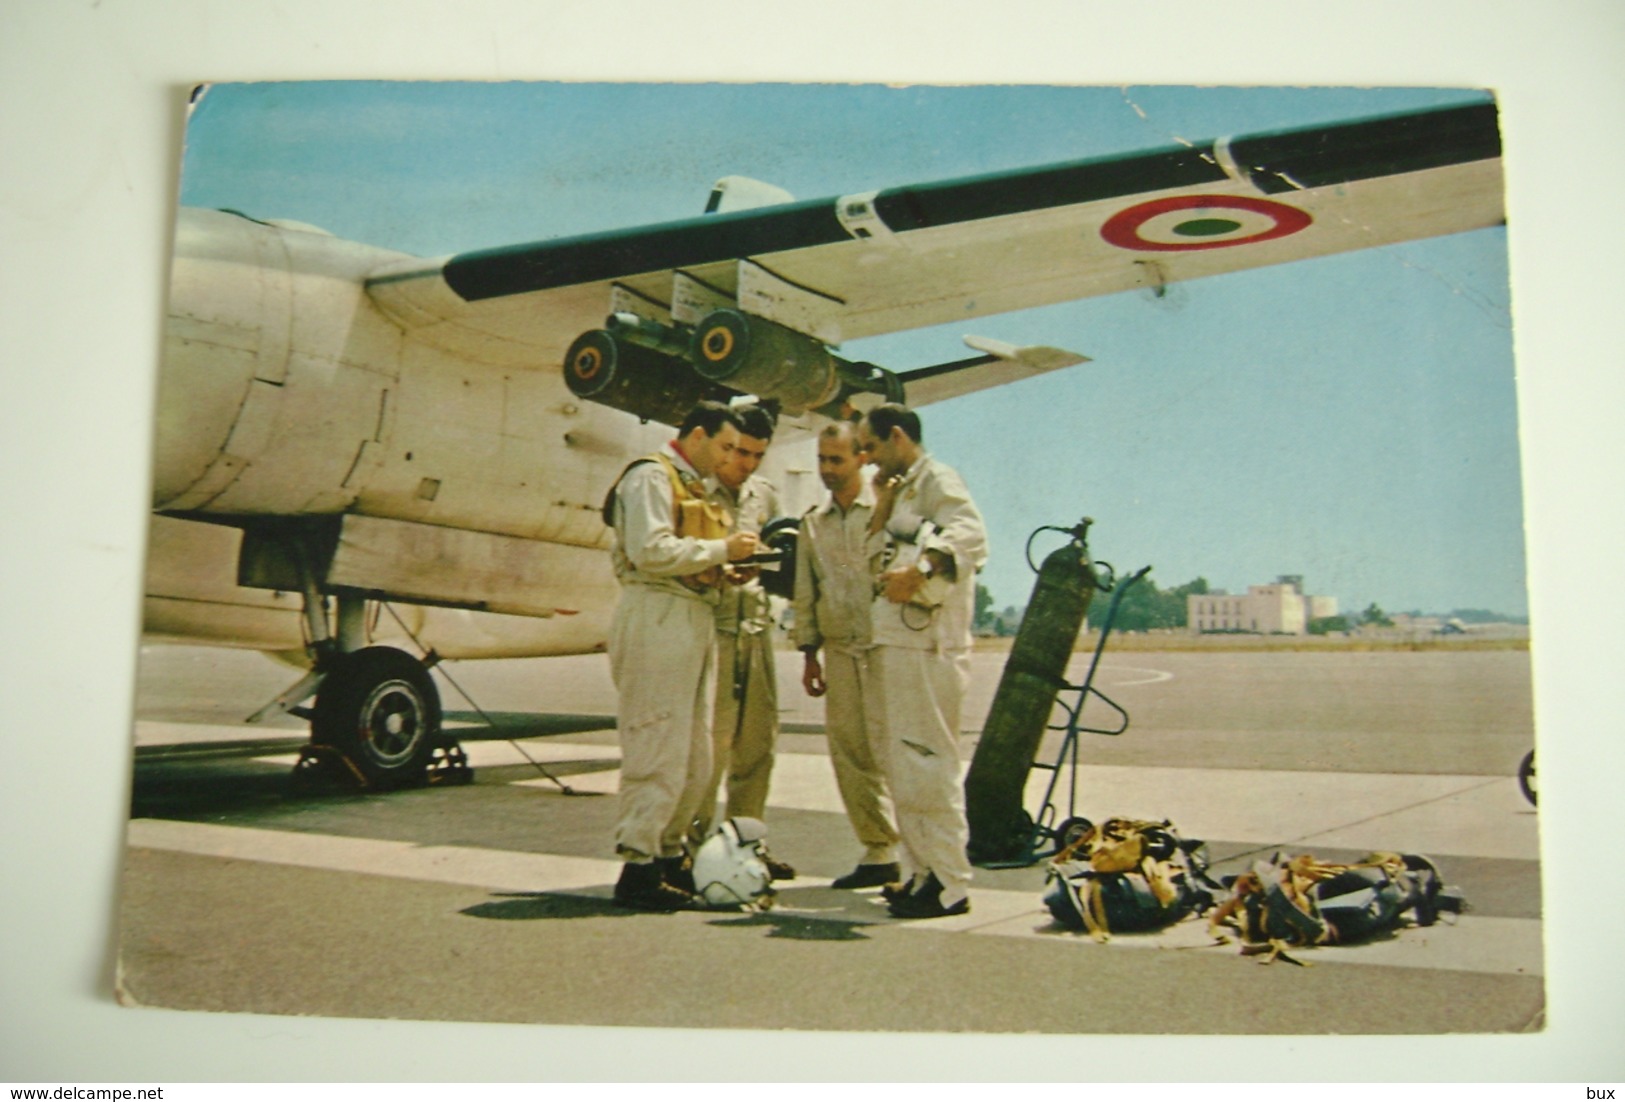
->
{"left": 679, "top": 400, "right": 744, "bottom": 438}
{"left": 819, "top": 420, "right": 859, "bottom": 449}
{"left": 735, "top": 404, "right": 776, "bottom": 442}
{"left": 863, "top": 402, "right": 922, "bottom": 445}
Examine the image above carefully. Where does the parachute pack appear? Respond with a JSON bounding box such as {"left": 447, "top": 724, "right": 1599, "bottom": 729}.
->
{"left": 1042, "top": 816, "right": 1468, "bottom": 964}
{"left": 1042, "top": 818, "right": 1223, "bottom": 941}
{"left": 1208, "top": 850, "right": 1467, "bottom": 965}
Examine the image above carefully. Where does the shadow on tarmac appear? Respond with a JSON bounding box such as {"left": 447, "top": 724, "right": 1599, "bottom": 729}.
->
{"left": 706, "top": 910, "right": 874, "bottom": 941}
{"left": 460, "top": 893, "right": 875, "bottom": 941}
{"left": 130, "top": 756, "right": 334, "bottom": 819}
{"left": 461, "top": 892, "right": 636, "bottom": 922}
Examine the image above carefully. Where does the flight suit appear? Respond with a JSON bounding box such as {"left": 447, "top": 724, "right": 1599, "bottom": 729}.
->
{"left": 688, "top": 473, "right": 781, "bottom": 841}
{"left": 791, "top": 482, "right": 900, "bottom": 867}
{"left": 869, "top": 453, "right": 987, "bottom": 908}
{"left": 607, "top": 442, "right": 730, "bottom": 862}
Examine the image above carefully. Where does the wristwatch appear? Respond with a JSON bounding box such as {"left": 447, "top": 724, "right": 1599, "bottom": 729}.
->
{"left": 915, "top": 556, "right": 935, "bottom": 578}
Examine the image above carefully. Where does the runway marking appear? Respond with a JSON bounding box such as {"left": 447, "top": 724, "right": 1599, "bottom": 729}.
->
{"left": 128, "top": 817, "right": 612, "bottom": 895}
{"left": 1100, "top": 664, "right": 1175, "bottom": 686}
{"left": 135, "top": 719, "right": 304, "bottom": 748}
{"left": 252, "top": 739, "right": 620, "bottom": 771}
{"left": 231, "top": 732, "right": 1536, "bottom": 861}
{"left": 516, "top": 748, "right": 1541, "bottom": 862}
{"left": 125, "top": 817, "right": 1542, "bottom": 978}
{"left": 136, "top": 715, "right": 595, "bottom": 749}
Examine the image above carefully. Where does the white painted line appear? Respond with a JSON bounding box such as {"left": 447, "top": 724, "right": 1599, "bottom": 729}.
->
{"left": 1018, "top": 763, "right": 1540, "bottom": 862}
{"left": 508, "top": 749, "right": 1540, "bottom": 862}
{"left": 253, "top": 739, "right": 621, "bottom": 771}
{"left": 127, "top": 818, "right": 615, "bottom": 895}
{"left": 125, "top": 818, "right": 1543, "bottom": 977}
{"left": 455, "top": 739, "right": 618, "bottom": 768}
{"left": 136, "top": 716, "right": 596, "bottom": 747}
{"left": 1102, "top": 665, "right": 1175, "bottom": 686}
{"left": 135, "top": 720, "right": 304, "bottom": 747}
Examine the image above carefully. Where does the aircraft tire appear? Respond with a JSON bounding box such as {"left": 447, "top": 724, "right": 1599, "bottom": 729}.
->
{"left": 311, "top": 645, "right": 442, "bottom": 788}
{"left": 1517, "top": 749, "right": 1536, "bottom": 807}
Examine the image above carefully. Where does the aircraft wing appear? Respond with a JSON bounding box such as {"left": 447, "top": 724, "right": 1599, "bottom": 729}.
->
{"left": 888, "top": 338, "right": 1091, "bottom": 408}
{"left": 365, "top": 101, "right": 1502, "bottom": 371}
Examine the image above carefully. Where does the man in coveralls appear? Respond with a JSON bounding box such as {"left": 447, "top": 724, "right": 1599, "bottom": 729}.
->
{"left": 688, "top": 404, "right": 796, "bottom": 880}
{"left": 791, "top": 420, "right": 902, "bottom": 889}
{"left": 605, "top": 400, "right": 760, "bottom": 911}
{"left": 856, "top": 403, "right": 988, "bottom": 918}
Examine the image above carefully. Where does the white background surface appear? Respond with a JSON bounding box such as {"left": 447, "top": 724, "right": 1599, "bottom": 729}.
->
{"left": 3, "top": 0, "right": 1621, "bottom": 1084}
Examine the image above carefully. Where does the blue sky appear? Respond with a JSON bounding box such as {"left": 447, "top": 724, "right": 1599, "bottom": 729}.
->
{"left": 178, "top": 81, "right": 1524, "bottom": 618}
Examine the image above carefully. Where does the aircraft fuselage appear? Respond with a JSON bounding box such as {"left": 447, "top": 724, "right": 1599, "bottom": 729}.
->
{"left": 147, "top": 208, "right": 697, "bottom": 659}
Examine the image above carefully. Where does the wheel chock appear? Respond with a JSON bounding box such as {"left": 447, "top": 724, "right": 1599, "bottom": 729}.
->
{"left": 289, "top": 743, "right": 372, "bottom": 792}
{"left": 426, "top": 744, "right": 474, "bottom": 786}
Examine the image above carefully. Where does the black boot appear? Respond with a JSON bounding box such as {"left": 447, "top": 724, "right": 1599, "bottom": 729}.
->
{"left": 832, "top": 862, "right": 901, "bottom": 890}
{"left": 657, "top": 853, "right": 697, "bottom": 895}
{"left": 614, "top": 861, "right": 694, "bottom": 912}
{"left": 759, "top": 846, "right": 796, "bottom": 881}
{"left": 887, "top": 872, "right": 969, "bottom": 918}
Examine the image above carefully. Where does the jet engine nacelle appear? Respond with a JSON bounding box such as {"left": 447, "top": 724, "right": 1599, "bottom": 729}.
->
{"left": 154, "top": 208, "right": 410, "bottom": 514}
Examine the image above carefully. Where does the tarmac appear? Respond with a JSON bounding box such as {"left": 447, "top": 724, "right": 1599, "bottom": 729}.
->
{"left": 116, "top": 641, "right": 1544, "bottom": 1039}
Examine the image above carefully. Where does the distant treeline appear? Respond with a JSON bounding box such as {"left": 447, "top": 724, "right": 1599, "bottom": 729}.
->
{"left": 975, "top": 573, "right": 1209, "bottom": 635}
{"left": 974, "top": 578, "right": 1525, "bottom": 637}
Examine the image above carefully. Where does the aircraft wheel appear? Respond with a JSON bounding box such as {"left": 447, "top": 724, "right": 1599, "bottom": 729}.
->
{"left": 312, "top": 646, "right": 441, "bottom": 788}
{"left": 1518, "top": 750, "right": 1536, "bottom": 807}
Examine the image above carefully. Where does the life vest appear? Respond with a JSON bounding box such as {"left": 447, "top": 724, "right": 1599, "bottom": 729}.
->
{"left": 603, "top": 452, "right": 732, "bottom": 590}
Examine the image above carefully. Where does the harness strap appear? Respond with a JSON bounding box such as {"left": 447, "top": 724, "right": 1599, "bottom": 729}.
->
{"left": 603, "top": 452, "right": 731, "bottom": 590}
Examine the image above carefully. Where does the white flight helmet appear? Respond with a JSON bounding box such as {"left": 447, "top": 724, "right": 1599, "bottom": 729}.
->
{"left": 691, "top": 817, "right": 772, "bottom": 908}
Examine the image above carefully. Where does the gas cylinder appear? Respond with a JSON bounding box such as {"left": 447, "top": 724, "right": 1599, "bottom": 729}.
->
{"left": 964, "top": 519, "right": 1098, "bottom": 865}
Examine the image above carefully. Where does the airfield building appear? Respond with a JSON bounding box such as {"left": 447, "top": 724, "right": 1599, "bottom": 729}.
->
{"left": 1187, "top": 576, "right": 1337, "bottom": 635}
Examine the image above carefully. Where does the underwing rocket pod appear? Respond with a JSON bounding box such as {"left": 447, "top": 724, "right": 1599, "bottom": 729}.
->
{"left": 690, "top": 308, "right": 903, "bottom": 416}
{"left": 965, "top": 519, "right": 1100, "bottom": 865}
{"left": 563, "top": 326, "right": 728, "bottom": 427}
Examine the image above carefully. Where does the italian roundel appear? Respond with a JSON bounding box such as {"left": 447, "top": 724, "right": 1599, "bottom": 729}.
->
{"left": 1100, "top": 195, "right": 1312, "bottom": 252}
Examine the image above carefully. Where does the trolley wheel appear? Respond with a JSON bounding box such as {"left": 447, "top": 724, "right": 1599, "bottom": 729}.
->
{"left": 1054, "top": 816, "right": 1094, "bottom": 854}
{"left": 1517, "top": 750, "right": 1536, "bottom": 807}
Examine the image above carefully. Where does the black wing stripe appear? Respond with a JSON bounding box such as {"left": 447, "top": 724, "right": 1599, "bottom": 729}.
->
{"left": 872, "top": 146, "right": 1226, "bottom": 231}
{"left": 1230, "top": 101, "right": 1501, "bottom": 194}
{"left": 444, "top": 201, "right": 846, "bottom": 302}
{"left": 440, "top": 101, "right": 1500, "bottom": 304}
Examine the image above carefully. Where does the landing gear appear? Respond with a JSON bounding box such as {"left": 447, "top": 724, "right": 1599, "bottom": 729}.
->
{"left": 311, "top": 645, "right": 443, "bottom": 788}
{"left": 241, "top": 527, "right": 469, "bottom": 791}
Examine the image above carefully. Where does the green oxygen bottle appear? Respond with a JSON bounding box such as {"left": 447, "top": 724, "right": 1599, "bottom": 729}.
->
{"left": 964, "top": 518, "right": 1098, "bottom": 865}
